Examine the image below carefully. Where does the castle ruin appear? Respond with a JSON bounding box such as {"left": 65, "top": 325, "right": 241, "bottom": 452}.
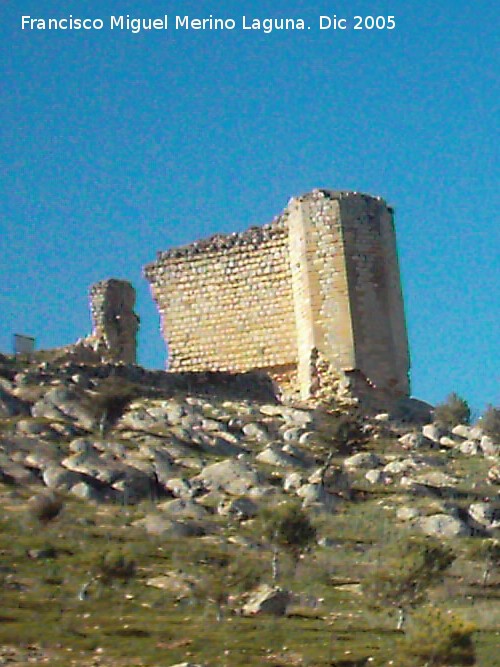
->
{"left": 88, "top": 279, "right": 139, "bottom": 364}
{"left": 144, "top": 189, "right": 410, "bottom": 402}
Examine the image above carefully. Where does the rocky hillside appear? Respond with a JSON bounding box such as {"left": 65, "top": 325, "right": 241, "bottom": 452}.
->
{"left": 0, "top": 355, "right": 498, "bottom": 666}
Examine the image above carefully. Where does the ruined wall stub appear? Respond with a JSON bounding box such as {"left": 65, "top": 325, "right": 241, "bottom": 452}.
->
{"left": 89, "top": 279, "right": 139, "bottom": 364}
{"left": 144, "top": 190, "right": 410, "bottom": 401}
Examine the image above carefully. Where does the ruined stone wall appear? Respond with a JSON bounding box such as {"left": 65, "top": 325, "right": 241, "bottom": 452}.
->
{"left": 89, "top": 279, "right": 139, "bottom": 364}
{"left": 145, "top": 190, "right": 410, "bottom": 402}
{"left": 339, "top": 196, "right": 410, "bottom": 396}
{"left": 289, "top": 191, "right": 410, "bottom": 398}
{"left": 144, "top": 222, "right": 298, "bottom": 390}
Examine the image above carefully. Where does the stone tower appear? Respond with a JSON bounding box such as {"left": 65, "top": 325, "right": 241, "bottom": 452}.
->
{"left": 89, "top": 279, "right": 139, "bottom": 364}
{"left": 144, "top": 190, "right": 410, "bottom": 401}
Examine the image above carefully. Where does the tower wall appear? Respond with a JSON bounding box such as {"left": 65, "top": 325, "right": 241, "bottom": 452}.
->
{"left": 144, "top": 190, "right": 410, "bottom": 401}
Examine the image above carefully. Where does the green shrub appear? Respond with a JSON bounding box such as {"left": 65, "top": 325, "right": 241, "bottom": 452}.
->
{"left": 260, "top": 500, "right": 317, "bottom": 562}
{"left": 397, "top": 605, "right": 476, "bottom": 666}
{"left": 434, "top": 393, "right": 471, "bottom": 428}
{"left": 362, "top": 535, "right": 455, "bottom": 627}
{"left": 91, "top": 377, "right": 142, "bottom": 433}
{"left": 94, "top": 549, "right": 137, "bottom": 585}
{"left": 28, "top": 492, "right": 64, "bottom": 524}
{"left": 479, "top": 405, "right": 500, "bottom": 441}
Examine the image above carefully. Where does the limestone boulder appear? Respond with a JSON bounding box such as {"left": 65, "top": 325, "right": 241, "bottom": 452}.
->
{"left": 164, "top": 477, "right": 195, "bottom": 499}
{"left": 365, "top": 469, "right": 388, "bottom": 485}
{"left": 32, "top": 387, "right": 96, "bottom": 431}
{"left": 283, "top": 471, "right": 304, "bottom": 492}
{"left": 344, "top": 452, "right": 381, "bottom": 470}
{"left": 457, "top": 440, "right": 480, "bottom": 456}
{"left": 407, "top": 471, "right": 459, "bottom": 489}
{"left": 480, "top": 436, "right": 499, "bottom": 458}
{"left": 146, "top": 571, "right": 196, "bottom": 599}
{"left": 42, "top": 465, "right": 84, "bottom": 491}
{"left": 451, "top": 424, "right": 474, "bottom": 440}
{"left": 256, "top": 444, "right": 302, "bottom": 468}
{"left": 396, "top": 506, "right": 421, "bottom": 522}
{"left": 194, "top": 459, "right": 262, "bottom": 495}
{"left": 487, "top": 465, "right": 500, "bottom": 484}
{"left": 0, "top": 388, "right": 30, "bottom": 418}
{"left": 398, "top": 432, "right": 434, "bottom": 450}
{"left": 70, "top": 481, "right": 106, "bottom": 502}
{"left": 416, "top": 513, "right": 470, "bottom": 538}
{"left": 241, "top": 584, "right": 290, "bottom": 617}
{"left": 157, "top": 498, "right": 208, "bottom": 520}
{"left": 296, "top": 483, "right": 339, "bottom": 511}
{"left": 135, "top": 515, "right": 209, "bottom": 538}
{"left": 0, "top": 456, "right": 38, "bottom": 486}
{"left": 422, "top": 424, "right": 447, "bottom": 444}
{"left": 242, "top": 422, "right": 269, "bottom": 442}
{"left": 15, "top": 419, "right": 59, "bottom": 440}
{"left": 218, "top": 496, "right": 259, "bottom": 520}
{"left": 468, "top": 503, "right": 500, "bottom": 531}
{"left": 383, "top": 458, "right": 419, "bottom": 475}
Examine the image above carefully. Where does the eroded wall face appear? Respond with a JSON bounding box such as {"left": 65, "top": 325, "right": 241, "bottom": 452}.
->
{"left": 145, "top": 223, "right": 298, "bottom": 387}
{"left": 287, "top": 194, "right": 356, "bottom": 397}
{"left": 288, "top": 191, "right": 409, "bottom": 398}
{"left": 89, "top": 279, "right": 138, "bottom": 364}
{"left": 339, "top": 196, "right": 410, "bottom": 395}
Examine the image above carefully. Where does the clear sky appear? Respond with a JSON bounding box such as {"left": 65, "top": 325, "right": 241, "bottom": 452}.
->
{"left": 1, "top": 1, "right": 498, "bottom": 415}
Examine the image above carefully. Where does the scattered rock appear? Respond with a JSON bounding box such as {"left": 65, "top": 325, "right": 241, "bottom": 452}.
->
{"left": 480, "top": 436, "right": 499, "bottom": 458}
{"left": 365, "top": 469, "right": 387, "bottom": 485}
{"left": 135, "top": 515, "right": 209, "bottom": 538}
{"left": 241, "top": 584, "right": 290, "bottom": 616}
{"left": 218, "top": 496, "right": 258, "bottom": 520}
{"left": 396, "top": 506, "right": 421, "bottom": 521}
{"left": 146, "top": 571, "right": 196, "bottom": 598}
{"left": 398, "top": 432, "right": 433, "bottom": 449}
{"left": 256, "top": 445, "right": 301, "bottom": 468}
{"left": 468, "top": 503, "right": 499, "bottom": 531}
{"left": 32, "top": 387, "right": 96, "bottom": 430}
{"left": 457, "top": 440, "right": 480, "bottom": 456}
{"left": 344, "top": 452, "right": 381, "bottom": 470}
{"left": 422, "top": 424, "right": 447, "bottom": 443}
{"left": 416, "top": 513, "right": 470, "bottom": 538}
{"left": 488, "top": 465, "right": 500, "bottom": 484}
{"left": 157, "top": 498, "right": 208, "bottom": 520}
{"left": 194, "top": 459, "right": 262, "bottom": 495}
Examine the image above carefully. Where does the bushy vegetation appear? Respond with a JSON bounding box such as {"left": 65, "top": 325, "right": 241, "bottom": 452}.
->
{"left": 479, "top": 404, "right": 500, "bottom": 440}
{"left": 27, "top": 491, "right": 64, "bottom": 524}
{"left": 260, "top": 500, "right": 317, "bottom": 563}
{"left": 362, "top": 535, "right": 455, "bottom": 627}
{"left": 397, "top": 605, "right": 476, "bottom": 666}
{"left": 94, "top": 549, "right": 137, "bottom": 585}
{"left": 434, "top": 392, "right": 471, "bottom": 428}
{"left": 91, "top": 377, "right": 142, "bottom": 434}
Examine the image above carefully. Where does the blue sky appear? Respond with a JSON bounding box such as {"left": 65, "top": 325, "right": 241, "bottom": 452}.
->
{"left": 1, "top": 1, "right": 498, "bottom": 415}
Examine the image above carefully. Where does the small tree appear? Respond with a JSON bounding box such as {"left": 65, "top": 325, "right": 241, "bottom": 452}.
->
{"left": 434, "top": 393, "right": 471, "bottom": 429}
{"left": 28, "top": 492, "right": 63, "bottom": 524}
{"left": 362, "top": 535, "right": 455, "bottom": 629}
{"left": 260, "top": 501, "right": 317, "bottom": 581}
{"left": 94, "top": 549, "right": 137, "bottom": 585}
{"left": 397, "top": 605, "right": 476, "bottom": 666}
{"left": 479, "top": 405, "right": 500, "bottom": 441}
{"left": 91, "top": 377, "right": 141, "bottom": 435}
{"left": 178, "top": 543, "right": 261, "bottom": 621}
{"left": 469, "top": 538, "right": 500, "bottom": 587}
